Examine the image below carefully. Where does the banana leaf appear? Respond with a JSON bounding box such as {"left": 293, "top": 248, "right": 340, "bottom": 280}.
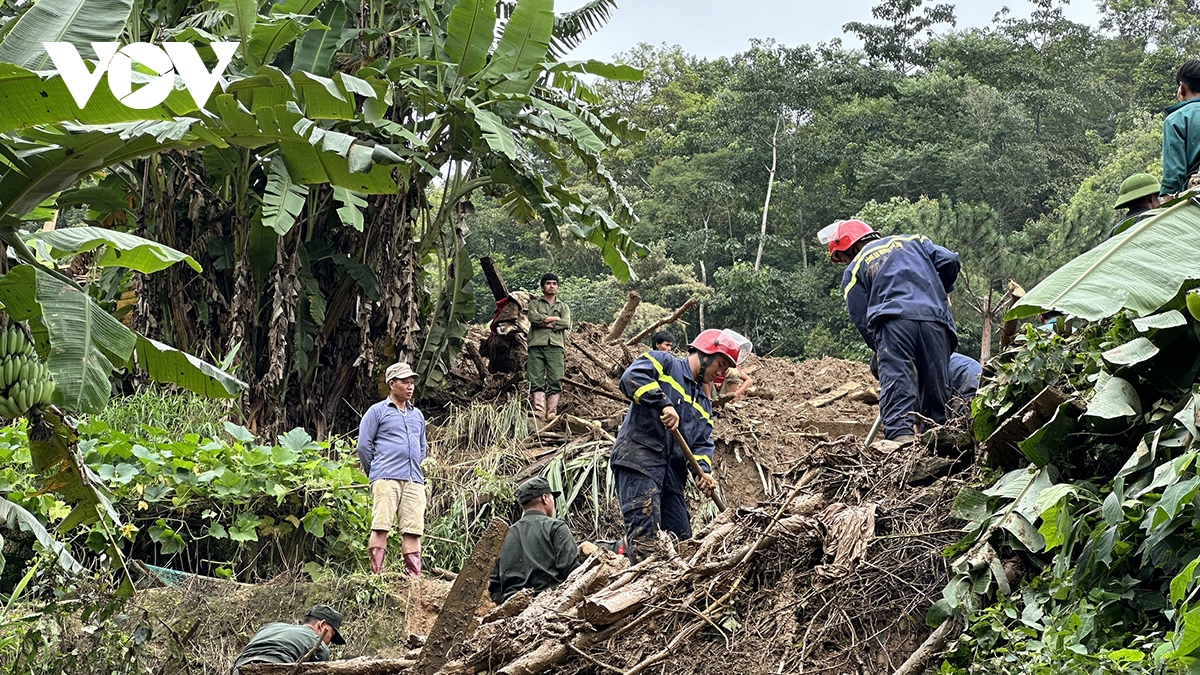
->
{"left": 489, "top": 0, "right": 554, "bottom": 95}
{"left": 0, "top": 0, "right": 132, "bottom": 69}
{"left": 445, "top": 0, "right": 497, "bottom": 78}
{"left": 0, "top": 497, "right": 84, "bottom": 576}
{"left": 1010, "top": 198, "right": 1200, "bottom": 321}
{"left": 29, "top": 226, "right": 202, "bottom": 274}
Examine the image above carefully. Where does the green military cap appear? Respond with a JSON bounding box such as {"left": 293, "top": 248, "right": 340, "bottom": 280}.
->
{"left": 1114, "top": 173, "right": 1162, "bottom": 208}
{"left": 516, "top": 476, "right": 559, "bottom": 505}
{"left": 305, "top": 605, "right": 346, "bottom": 645}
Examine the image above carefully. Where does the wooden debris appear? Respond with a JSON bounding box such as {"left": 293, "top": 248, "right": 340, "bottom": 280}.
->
{"left": 981, "top": 386, "right": 1082, "bottom": 469}
{"left": 416, "top": 518, "right": 509, "bottom": 675}
{"left": 561, "top": 377, "right": 627, "bottom": 404}
{"left": 626, "top": 297, "right": 697, "bottom": 346}
{"left": 807, "top": 382, "right": 864, "bottom": 408}
{"left": 606, "top": 291, "right": 641, "bottom": 342}
{"left": 892, "top": 618, "right": 962, "bottom": 675}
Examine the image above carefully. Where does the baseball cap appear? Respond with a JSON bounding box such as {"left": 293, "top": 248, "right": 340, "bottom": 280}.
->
{"left": 305, "top": 605, "right": 346, "bottom": 645}
{"left": 516, "top": 476, "right": 560, "bottom": 505}
{"left": 385, "top": 362, "right": 416, "bottom": 382}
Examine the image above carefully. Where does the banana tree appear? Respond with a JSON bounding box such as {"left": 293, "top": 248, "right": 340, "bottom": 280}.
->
{"left": 102, "top": 0, "right": 647, "bottom": 435}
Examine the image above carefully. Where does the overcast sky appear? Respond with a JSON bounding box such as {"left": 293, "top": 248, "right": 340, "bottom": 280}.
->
{"left": 559, "top": 0, "right": 1104, "bottom": 62}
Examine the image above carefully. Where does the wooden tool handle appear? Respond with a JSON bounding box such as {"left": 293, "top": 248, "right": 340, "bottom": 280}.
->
{"left": 669, "top": 426, "right": 727, "bottom": 512}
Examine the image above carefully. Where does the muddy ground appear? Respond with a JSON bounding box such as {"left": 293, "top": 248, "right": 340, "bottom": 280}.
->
{"left": 112, "top": 324, "right": 967, "bottom": 674}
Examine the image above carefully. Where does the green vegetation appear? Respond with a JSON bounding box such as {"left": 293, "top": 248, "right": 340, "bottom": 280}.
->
{"left": 935, "top": 199, "right": 1200, "bottom": 671}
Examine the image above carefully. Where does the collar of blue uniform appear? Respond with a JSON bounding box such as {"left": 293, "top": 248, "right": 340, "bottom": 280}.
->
{"left": 632, "top": 352, "right": 713, "bottom": 427}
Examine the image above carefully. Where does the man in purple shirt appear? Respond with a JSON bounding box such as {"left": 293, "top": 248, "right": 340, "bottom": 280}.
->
{"left": 359, "top": 362, "right": 428, "bottom": 577}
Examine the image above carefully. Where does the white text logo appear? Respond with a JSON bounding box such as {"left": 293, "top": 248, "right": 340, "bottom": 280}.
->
{"left": 43, "top": 42, "right": 240, "bottom": 110}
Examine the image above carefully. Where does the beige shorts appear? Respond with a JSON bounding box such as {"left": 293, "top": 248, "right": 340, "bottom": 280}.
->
{"left": 370, "top": 479, "right": 427, "bottom": 535}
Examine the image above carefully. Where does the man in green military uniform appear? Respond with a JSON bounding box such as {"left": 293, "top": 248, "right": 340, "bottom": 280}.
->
{"left": 489, "top": 477, "right": 587, "bottom": 604}
{"left": 1109, "top": 173, "right": 1162, "bottom": 238}
{"left": 527, "top": 273, "right": 572, "bottom": 421}
{"left": 230, "top": 605, "right": 346, "bottom": 674}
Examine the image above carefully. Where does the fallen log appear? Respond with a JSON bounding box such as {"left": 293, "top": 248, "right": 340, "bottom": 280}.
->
{"left": 416, "top": 518, "right": 509, "bottom": 675}
{"left": 606, "top": 291, "right": 641, "bottom": 342}
{"left": 463, "top": 341, "right": 488, "bottom": 383}
{"left": 239, "top": 658, "right": 415, "bottom": 674}
{"left": 807, "top": 381, "right": 863, "bottom": 408}
{"left": 479, "top": 256, "right": 509, "bottom": 302}
{"left": 626, "top": 297, "right": 697, "bottom": 346}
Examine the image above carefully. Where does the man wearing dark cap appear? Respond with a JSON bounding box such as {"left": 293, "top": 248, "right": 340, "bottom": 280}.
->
{"left": 488, "top": 477, "right": 585, "bottom": 604}
{"left": 230, "top": 605, "right": 345, "bottom": 674}
{"left": 526, "top": 273, "right": 572, "bottom": 421}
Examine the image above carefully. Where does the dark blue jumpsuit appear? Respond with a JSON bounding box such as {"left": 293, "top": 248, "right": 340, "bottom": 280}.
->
{"left": 842, "top": 234, "right": 960, "bottom": 439}
{"left": 948, "top": 352, "right": 982, "bottom": 417}
{"left": 610, "top": 351, "right": 715, "bottom": 561}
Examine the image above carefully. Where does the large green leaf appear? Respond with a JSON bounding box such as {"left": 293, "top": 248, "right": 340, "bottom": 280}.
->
{"left": 0, "top": 65, "right": 192, "bottom": 135}
{"left": 0, "top": 0, "right": 132, "bottom": 69}
{"left": 133, "top": 336, "right": 247, "bottom": 399}
{"left": 490, "top": 0, "right": 554, "bottom": 95}
{"left": 1085, "top": 374, "right": 1142, "bottom": 420}
{"left": 260, "top": 161, "right": 310, "bottom": 235}
{"left": 445, "top": 0, "right": 497, "bottom": 78}
{"left": 332, "top": 186, "right": 366, "bottom": 231}
{"left": 292, "top": 1, "right": 348, "bottom": 76}
{"left": 0, "top": 497, "right": 84, "bottom": 576}
{"left": 468, "top": 101, "right": 518, "bottom": 159}
{"left": 29, "top": 226, "right": 202, "bottom": 274}
{"left": 0, "top": 266, "right": 136, "bottom": 413}
{"left": 1010, "top": 199, "right": 1200, "bottom": 321}
{"left": 219, "top": 0, "right": 259, "bottom": 63}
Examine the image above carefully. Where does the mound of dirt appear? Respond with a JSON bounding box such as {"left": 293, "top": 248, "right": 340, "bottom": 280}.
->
{"left": 209, "top": 312, "right": 965, "bottom": 675}
{"left": 132, "top": 573, "right": 452, "bottom": 671}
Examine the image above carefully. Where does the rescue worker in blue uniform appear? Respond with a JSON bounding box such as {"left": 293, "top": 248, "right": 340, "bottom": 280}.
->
{"left": 819, "top": 219, "right": 960, "bottom": 443}
{"left": 611, "top": 329, "right": 752, "bottom": 561}
{"left": 948, "top": 352, "right": 982, "bottom": 417}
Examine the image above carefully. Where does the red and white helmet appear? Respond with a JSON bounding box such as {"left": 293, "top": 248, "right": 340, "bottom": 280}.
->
{"left": 690, "top": 329, "right": 753, "bottom": 366}
{"left": 817, "top": 219, "right": 876, "bottom": 263}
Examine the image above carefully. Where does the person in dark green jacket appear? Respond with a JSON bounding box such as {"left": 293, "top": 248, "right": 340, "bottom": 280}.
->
{"left": 1162, "top": 59, "right": 1200, "bottom": 196}
{"left": 230, "top": 605, "right": 345, "bottom": 674}
{"left": 526, "top": 273, "right": 572, "bottom": 421}
{"left": 489, "top": 477, "right": 583, "bottom": 604}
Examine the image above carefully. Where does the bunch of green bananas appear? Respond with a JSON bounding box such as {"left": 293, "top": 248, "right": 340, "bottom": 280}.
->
{"left": 0, "top": 326, "right": 54, "bottom": 419}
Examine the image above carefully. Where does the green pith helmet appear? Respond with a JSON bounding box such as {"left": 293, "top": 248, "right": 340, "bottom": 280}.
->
{"left": 1114, "top": 173, "right": 1162, "bottom": 208}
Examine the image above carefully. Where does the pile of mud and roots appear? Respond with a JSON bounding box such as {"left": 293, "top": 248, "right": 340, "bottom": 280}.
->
{"left": 128, "top": 322, "right": 973, "bottom": 674}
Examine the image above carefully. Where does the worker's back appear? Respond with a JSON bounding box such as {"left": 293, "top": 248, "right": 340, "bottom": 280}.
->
{"left": 489, "top": 510, "right": 578, "bottom": 603}
{"left": 231, "top": 623, "right": 328, "bottom": 674}
{"left": 841, "top": 234, "right": 960, "bottom": 337}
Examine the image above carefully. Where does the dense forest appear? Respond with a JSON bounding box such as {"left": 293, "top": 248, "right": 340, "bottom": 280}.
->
{"left": 468, "top": 0, "right": 1197, "bottom": 362}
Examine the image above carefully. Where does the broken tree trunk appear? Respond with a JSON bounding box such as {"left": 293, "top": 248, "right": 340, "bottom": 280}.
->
{"left": 464, "top": 341, "right": 488, "bottom": 383}
{"left": 416, "top": 518, "right": 509, "bottom": 675}
{"left": 626, "top": 297, "right": 698, "bottom": 347}
{"left": 479, "top": 256, "right": 509, "bottom": 302}
{"left": 606, "top": 291, "right": 641, "bottom": 343}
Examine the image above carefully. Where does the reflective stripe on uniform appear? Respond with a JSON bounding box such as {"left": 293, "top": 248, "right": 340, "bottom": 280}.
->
{"left": 641, "top": 353, "right": 713, "bottom": 427}
{"left": 842, "top": 234, "right": 926, "bottom": 299}
{"left": 694, "top": 454, "right": 712, "bottom": 468}
{"left": 632, "top": 381, "right": 659, "bottom": 403}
